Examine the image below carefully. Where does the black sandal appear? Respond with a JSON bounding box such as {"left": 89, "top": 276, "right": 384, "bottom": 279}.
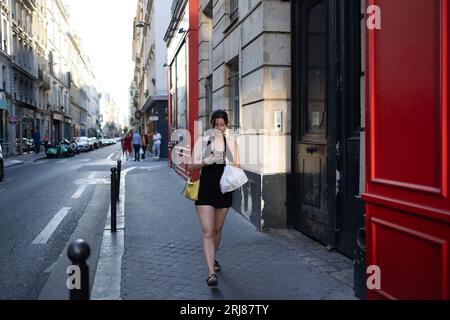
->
{"left": 214, "top": 260, "right": 221, "bottom": 272}
{"left": 206, "top": 274, "right": 218, "bottom": 287}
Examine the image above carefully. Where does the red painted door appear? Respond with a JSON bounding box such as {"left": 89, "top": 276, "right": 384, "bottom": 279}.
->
{"left": 363, "top": 0, "right": 450, "bottom": 300}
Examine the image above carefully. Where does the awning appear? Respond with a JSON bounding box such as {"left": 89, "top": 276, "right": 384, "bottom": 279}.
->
{"left": 53, "top": 113, "right": 64, "bottom": 122}
{"left": 0, "top": 92, "right": 8, "bottom": 110}
{"left": 143, "top": 95, "right": 168, "bottom": 111}
{"left": 0, "top": 99, "right": 7, "bottom": 110}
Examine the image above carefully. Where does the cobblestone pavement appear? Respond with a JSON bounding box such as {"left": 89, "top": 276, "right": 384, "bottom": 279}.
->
{"left": 121, "top": 162, "right": 357, "bottom": 300}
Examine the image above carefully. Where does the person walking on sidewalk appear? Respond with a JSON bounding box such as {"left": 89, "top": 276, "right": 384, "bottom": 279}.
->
{"left": 123, "top": 131, "right": 132, "bottom": 161}
{"left": 32, "top": 129, "right": 41, "bottom": 154}
{"left": 189, "top": 109, "right": 240, "bottom": 287}
{"left": 141, "top": 132, "right": 148, "bottom": 160}
{"left": 132, "top": 130, "right": 142, "bottom": 162}
{"left": 152, "top": 130, "right": 162, "bottom": 159}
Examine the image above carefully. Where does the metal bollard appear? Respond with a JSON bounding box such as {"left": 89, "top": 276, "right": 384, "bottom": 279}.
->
{"left": 67, "top": 239, "right": 91, "bottom": 300}
{"left": 111, "top": 167, "right": 117, "bottom": 233}
{"left": 116, "top": 160, "right": 122, "bottom": 202}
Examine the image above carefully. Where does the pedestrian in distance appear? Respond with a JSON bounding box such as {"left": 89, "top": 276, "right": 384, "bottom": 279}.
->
{"left": 188, "top": 109, "right": 241, "bottom": 287}
{"left": 132, "top": 129, "right": 142, "bottom": 162}
{"left": 124, "top": 131, "right": 132, "bottom": 160}
{"left": 32, "top": 129, "right": 41, "bottom": 154}
{"left": 43, "top": 134, "right": 49, "bottom": 152}
{"left": 141, "top": 132, "right": 148, "bottom": 160}
{"left": 152, "top": 130, "right": 162, "bottom": 160}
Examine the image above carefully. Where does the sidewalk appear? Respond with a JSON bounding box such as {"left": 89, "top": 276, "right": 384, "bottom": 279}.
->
{"left": 115, "top": 161, "right": 357, "bottom": 300}
{"left": 3, "top": 152, "right": 47, "bottom": 168}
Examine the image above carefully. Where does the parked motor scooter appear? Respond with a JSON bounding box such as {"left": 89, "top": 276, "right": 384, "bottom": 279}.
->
{"left": 63, "top": 138, "right": 77, "bottom": 157}
{"left": 46, "top": 140, "right": 71, "bottom": 158}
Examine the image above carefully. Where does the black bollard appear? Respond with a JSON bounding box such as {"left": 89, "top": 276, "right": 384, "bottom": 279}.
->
{"left": 67, "top": 239, "right": 91, "bottom": 300}
{"left": 116, "top": 160, "right": 122, "bottom": 202}
{"left": 111, "top": 167, "right": 117, "bottom": 233}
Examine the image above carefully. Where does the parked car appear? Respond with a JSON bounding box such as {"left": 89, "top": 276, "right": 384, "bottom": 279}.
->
{"left": 74, "top": 137, "right": 91, "bottom": 152}
{"left": 0, "top": 144, "right": 4, "bottom": 182}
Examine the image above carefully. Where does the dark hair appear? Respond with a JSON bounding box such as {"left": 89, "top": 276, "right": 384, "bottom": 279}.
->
{"left": 210, "top": 109, "right": 229, "bottom": 127}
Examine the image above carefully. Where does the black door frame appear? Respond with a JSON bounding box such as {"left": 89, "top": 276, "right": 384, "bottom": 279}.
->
{"left": 289, "top": 0, "right": 363, "bottom": 253}
{"left": 289, "top": 0, "right": 339, "bottom": 246}
{"left": 335, "top": 0, "right": 364, "bottom": 258}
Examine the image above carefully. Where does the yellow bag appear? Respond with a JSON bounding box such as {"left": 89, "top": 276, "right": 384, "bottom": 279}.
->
{"left": 183, "top": 178, "right": 200, "bottom": 201}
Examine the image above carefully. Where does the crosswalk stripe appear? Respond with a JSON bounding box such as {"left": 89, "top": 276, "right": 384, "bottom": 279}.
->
{"left": 71, "top": 185, "right": 88, "bottom": 199}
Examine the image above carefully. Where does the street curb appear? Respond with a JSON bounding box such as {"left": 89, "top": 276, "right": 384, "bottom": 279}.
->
{"left": 4, "top": 156, "right": 47, "bottom": 168}
{"left": 4, "top": 161, "right": 24, "bottom": 168}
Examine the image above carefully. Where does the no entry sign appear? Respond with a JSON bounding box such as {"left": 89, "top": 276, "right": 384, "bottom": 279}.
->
{"left": 8, "top": 115, "right": 20, "bottom": 126}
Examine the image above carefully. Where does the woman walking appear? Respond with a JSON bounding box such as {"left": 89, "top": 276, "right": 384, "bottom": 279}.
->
{"left": 123, "top": 131, "right": 132, "bottom": 161}
{"left": 189, "top": 110, "right": 240, "bottom": 287}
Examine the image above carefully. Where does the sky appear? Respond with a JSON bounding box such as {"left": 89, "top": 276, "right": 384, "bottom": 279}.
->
{"left": 62, "top": 0, "right": 136, "bottom": 122}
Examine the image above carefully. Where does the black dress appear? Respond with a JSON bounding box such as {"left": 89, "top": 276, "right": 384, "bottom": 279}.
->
{"left": 195, "top": 136, "right": 233, "bottom": 209}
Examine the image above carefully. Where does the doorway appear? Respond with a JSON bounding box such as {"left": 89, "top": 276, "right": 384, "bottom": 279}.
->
{"left": 291, "top": 0, "right": 363, "bottom": 258}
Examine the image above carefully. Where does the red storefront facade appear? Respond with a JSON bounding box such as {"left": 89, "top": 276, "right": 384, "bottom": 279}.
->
{"left": 165, "top": 0, "right": 199, "bottom": 181}
{"left": 163, "top": 0, "right": 449, "bottom": 299}
{"left": 363, "top": 0, "right": 450, "bottom": 299}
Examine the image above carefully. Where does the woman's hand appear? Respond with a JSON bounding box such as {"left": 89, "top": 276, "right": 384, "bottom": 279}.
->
{"left": 212, "top": 151, "right": 226, "bottom": 165}
{"left": 203, "top": 154, "right": 218, "bottom": 166}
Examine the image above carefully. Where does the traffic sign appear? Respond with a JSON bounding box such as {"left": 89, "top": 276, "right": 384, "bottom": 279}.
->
{"left": 8, "top": 115, "right": 20, "bottom": 126}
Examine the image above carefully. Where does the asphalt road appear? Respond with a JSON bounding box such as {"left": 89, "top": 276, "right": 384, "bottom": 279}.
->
{"left": 0, "top": 143, "right": 123, "bottom": 300}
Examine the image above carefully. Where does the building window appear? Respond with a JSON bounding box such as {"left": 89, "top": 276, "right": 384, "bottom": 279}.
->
{"left": 205, "top": 75, "right": 213, "bottom": 123}
{"left": 229, "top": 0, "right": 239, "bottom": 23}
{"left": 2, "top": 19, "right": 8, "bottom": 53}
{"left": 228, "top": 57, "right": 240, "bottom": 130}
{"left": 1, "top": 66, "right": 5, "bottom": 90}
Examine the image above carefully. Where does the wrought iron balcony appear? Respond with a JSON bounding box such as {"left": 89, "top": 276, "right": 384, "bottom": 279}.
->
{"left": 38, "top": 68, "right": 50, "bottom": 91}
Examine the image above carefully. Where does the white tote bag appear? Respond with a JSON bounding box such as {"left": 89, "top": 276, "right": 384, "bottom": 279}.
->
{"left": 220, "top": 165, "right": 248, "bottom": 194}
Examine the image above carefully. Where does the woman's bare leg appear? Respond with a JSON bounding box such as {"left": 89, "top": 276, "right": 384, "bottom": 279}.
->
{"left": 196, "top": 206, "right": 217, "bottom": 275}
{"left": 214, "top": 208, "right": 229, "bottom": 254}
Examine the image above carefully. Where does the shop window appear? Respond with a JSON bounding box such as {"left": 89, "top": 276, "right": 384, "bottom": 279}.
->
{"left": 176, "top": 43, "right": 187, "bottom": 130}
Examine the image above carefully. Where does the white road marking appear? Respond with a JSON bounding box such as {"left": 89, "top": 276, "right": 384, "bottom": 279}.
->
{"left": 88, "top": 172, "right": 96, "bottom": 179}
{"left": 34, "top": 160, "right": 50, "bottom": 165}
{"left": 91, "top": 167, "right": 135, "bottom": 300}
{"left": 74, "top": 178, "right": 109, "bottom": 185}
{"left": 44, "top": 261, "right": 57, "bottom": 274}
{"left": 32, "top": 207, "right": 72, "bottom": 245}
{"left": 71, "top": 185, "right": 88, "bottom": 199}
{"left": 106, "top": 153, "right": 114, "bottom": 160}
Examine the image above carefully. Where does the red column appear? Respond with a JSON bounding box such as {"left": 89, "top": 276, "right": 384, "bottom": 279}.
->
{"left": 187, "top": 0, "right": 199, "bottom": 180}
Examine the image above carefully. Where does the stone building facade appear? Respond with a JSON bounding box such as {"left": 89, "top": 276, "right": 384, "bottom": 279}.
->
{"left": 198, "top": 0, "right": 291, "bottom": 229}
